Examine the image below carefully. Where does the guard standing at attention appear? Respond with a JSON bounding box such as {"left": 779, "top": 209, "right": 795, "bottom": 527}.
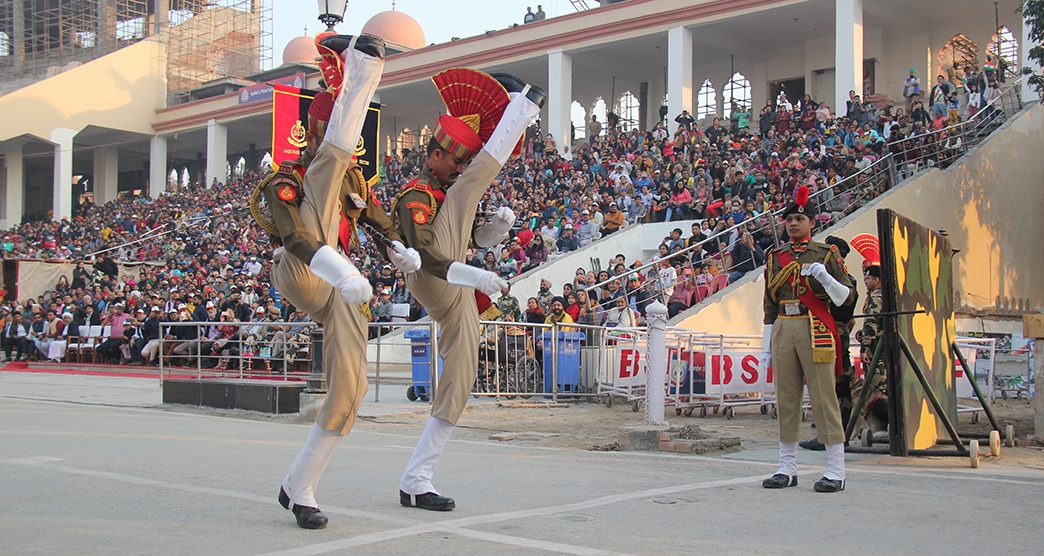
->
{"left": 759, "top": 186, "right": 855, "bottom": 493}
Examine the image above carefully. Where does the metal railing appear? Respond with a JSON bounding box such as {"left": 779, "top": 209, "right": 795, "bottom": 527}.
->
{"left": 583, "top": 78, "right": 1026, "bottom": 317}
{"left": 887, "top": 77, "right": 1024, "bottom": 177}
{"left": 157, "top": 320, "right": 316, "bottom": 383}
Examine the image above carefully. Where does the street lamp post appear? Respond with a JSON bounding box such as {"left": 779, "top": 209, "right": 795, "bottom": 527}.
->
{"left": 317, "top": 0, "right": 348, "bottom": 32}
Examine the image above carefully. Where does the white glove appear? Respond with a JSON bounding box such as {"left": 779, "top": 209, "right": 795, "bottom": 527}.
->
{"left": 483, "top": 90, "right": 542, "bottom": 165}
{"left": 309, "top": 245, "right": 373, "bottom": 305}
{"left": 473, "top": 207, "right": 516, "bottom": 248}
{"left": 759, "top": 324, "right": 773, "bottom": 375}
{"left": 446, "top": 262, "right": 509, "bottom": 296}
{"left": 386, "top": 240, "right": 421, "bottom": 274}
{"left": 491, "top": 206, "right": 516, "bottom": 235}
{"left": 801, "top": 262, "right": 850, "bottom": 306}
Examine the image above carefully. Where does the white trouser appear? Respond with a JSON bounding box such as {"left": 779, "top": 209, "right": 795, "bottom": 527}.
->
{"left": 283, "top": 424, "right": 342, "bottom": 508}
{"left": 400, "top": 417, "right": 454, "bottom": 495}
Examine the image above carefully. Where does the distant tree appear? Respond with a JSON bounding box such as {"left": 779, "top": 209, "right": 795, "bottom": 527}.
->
{"left": 1022, "top": 0, "right": 1044, "bottom": 102}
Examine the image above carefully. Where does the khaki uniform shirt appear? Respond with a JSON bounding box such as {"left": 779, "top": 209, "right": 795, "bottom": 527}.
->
{"left": 762, "top": 239, "right": 855, "bottom": 325}
{"left": 263, "top": 151, "right": 399, "bottom": 264}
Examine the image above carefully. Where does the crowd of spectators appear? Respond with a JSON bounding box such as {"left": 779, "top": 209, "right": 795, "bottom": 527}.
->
{"left": 1, "top": 61, "right": 1008, "bottom": 365}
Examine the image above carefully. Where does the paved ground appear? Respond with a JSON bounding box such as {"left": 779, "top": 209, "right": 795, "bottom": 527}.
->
{"left": 2, "top": 370, "right": 1044, "bottom": 555}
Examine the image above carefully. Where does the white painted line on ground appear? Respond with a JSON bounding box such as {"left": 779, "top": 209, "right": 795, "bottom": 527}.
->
{"left": 256, "top": 472, "right": 803, "bottom": 556}
{"left": 0, "top": 456, "right": 418, "bottom": 527}
{"left": 440, "top": 527, "right": 630, "bottom": 556}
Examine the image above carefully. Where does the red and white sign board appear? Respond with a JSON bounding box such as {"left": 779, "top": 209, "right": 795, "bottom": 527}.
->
{"left": 613, "top": 345, "right": 864, "bottom": 396}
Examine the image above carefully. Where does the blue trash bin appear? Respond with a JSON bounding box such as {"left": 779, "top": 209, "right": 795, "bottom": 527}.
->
{"left": 540, "top": 331, "right": 586, "bottom": 394}
{"left": 403, "top": 328, "right": 443, "bottom": 402}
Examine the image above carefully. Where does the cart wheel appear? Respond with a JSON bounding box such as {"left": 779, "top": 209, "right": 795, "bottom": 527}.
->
{"left": 699, "top": 405, "right": 708, "bottom": 418}
{"left": 631, "top": 400, "right": 640, "bottom": 413}
{"left": 713, "top": 406, "right": 720, "bottom": 415}
{"left": 606, "top": 395, "right": 613, "bottom": 408}
{"left": 1005, "top": 424, "right": 1015, "bottom": 447}
{"left": 989, "top": 430, "right": 1001, "bottom": 457}
{"left": 969, "top": 439, "right": 980, "bottom": 468}
{"left": 770, "top": 405, "right": 778, "bottom": 419}
{"left": 861, "top": 428, "right": 872, "bottom": 447}
{"left": 760, "top": 405, "right": 768, "bottom": 415}
{"left": 725, "top": 407, "right": 734, "bottom": 420}
{"left": 684, "top": 408, "right": 694, "bottom": 417}
{"left": 971, "top": 412, "right": 980, "bottom": 424}
{"left": 406, "top": 386, "right": 418, "bottom": 402}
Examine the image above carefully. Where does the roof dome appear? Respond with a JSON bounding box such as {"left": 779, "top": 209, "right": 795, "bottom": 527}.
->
{"left": 282, "top": 33, "right": 318, "bottom": 65}
{"left": 361, "top": 10, "right": 426, "bottom": 50}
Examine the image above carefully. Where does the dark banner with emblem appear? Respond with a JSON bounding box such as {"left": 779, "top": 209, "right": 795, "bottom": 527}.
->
{"left": 272, "top": 84, "right": 314, "bottom": 169}
{"left": 356, "top": 103, "right": 381, "bottom": 185}
{"left": 272, "top": 85, "right": 380, "bottom": 178}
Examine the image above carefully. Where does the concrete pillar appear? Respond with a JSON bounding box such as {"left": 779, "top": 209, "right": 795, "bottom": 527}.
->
{"left": 153, "top": 0, "right": 169, "bottom": 36}
{"left": 644, "top": 301, "right": 669, "bottom": 425}
{"left": 50, "top": 128, "right": 75, "bottom": 221}
{"left": 667, "top": 25, "right": 693, "bottom": 135}
{"left": 1, "top": 146, "right": 24, "bottom": 229}
{"left": 206, "top": 119, "right": 228, "bottom": 187}
{"left": 97, "top": 0, "right": 118, "bottom": 55}
{"left": 646, "top": 77, "right": 665, "bottom": 129}
{"left": 548, "top": 49, "right": 573, "bottom": 152}
{"left": 149, "top": 135, "right": 168, "bottom": 198}
{"left": 835, "top": 0, "right": 863, "bottom": 116}
{"left": 92, "top": 146, "right": 119, "bottom": 205}
{"left": 1022, "top": 10, "right": 1041, "bottom": 104}
{"left": 12, "top": 0, "right": 25, "bottom": 71}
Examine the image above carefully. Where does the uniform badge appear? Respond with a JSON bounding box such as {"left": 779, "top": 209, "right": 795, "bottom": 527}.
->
{"left": 277, "top": 185, "right": 297, "bottom": 202}
{"left": 348, "top": 192, "right": 368, "bottom": 209}
{"left": 412, "top": 210, "right": 428, "bottom": 225}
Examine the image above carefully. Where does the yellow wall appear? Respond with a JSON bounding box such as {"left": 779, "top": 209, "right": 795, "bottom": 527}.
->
{"left": 0, "top": 39, "right": 167, "bottom": 141}
{"left": 676, "top": 104, "right": 1044, "bottom": 335}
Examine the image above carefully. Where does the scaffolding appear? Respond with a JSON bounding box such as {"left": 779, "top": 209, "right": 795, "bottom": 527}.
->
{"left": 0, "top": 1, "right": 270, "bottom": 102}
{"left": 0, "top": 1, "right": 153, "bottom": 85}
{"left": 165, "top": 0, "right": 271, "bottom": 104}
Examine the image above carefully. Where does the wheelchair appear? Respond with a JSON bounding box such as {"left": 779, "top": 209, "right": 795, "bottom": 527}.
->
{"left": 475, "top": 333, "right": 542, "bottom": 398}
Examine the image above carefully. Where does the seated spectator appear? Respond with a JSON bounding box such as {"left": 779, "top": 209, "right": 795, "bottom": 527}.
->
{"left": 544, "top": 297, "right": 576, "bottom": 331}
{"left": 600, "top": 202, "right": 626, "bottom": 236}
{"left": 557, "top": 224, "right": 580, "bottom": 253}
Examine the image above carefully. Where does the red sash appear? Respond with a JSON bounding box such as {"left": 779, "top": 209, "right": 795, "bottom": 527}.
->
{"left": 776, "top": 249, "right": 844, "bottom": 376}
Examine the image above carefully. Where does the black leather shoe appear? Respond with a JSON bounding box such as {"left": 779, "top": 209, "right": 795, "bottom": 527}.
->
{"left": 762, "top": 474, "right": 798, "bottom": 489}
{"left": 490, "top": 72, "right": 546, "bottom": 109}
{"left": 813, "top": 477, "right": 845, "bottom": 493}
{"left": 400, "top": 490, "right": 455, "bottom": 511}
{"left": 319, "top": 34, "right": 386, "bottom": 60}
{"left": 279, "top": 487, "right": 329, "bottom": 529}
{"left": 799, "top": 438, "right": 826, "bottom": 451}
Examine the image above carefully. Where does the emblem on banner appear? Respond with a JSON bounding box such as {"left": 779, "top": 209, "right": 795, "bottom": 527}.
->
{"left": 354, "top": 136, "right": 366, "bottom": 158}
{"left": 288, "top": 120, "right": 308, "bottom": 148}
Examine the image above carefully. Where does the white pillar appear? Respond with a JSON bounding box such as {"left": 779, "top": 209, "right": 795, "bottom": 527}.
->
{"left": 50, "top": 128, "right": 75, "bottom": 221}
{"left": 149, "top": 135, "right": 168, "bottom": 198}
{"left": 1, "top": 146, "right": 24, "bottom": 229}
{"left": 646, "top": 77, "right": 666, "bottom": 130}
{"left": 92, "top": 146, "right": 119, "bottom": 205}
{"left": 548, "top": 49, "right": 573, "bottom": 152}
{"left": 835, "top": 0, "right": 863, "bottom": 116}
{"left": 1022, "top": 10, "right": 1041, "bottom": 104}
{"left": 644, "top": 301, "right": 669, "bottom": 425}
{"left": 667, "top": 25, "right": 693, "bottom": 135}
{"left": 205, "top": 119, "right": 228, "bottom": 187}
